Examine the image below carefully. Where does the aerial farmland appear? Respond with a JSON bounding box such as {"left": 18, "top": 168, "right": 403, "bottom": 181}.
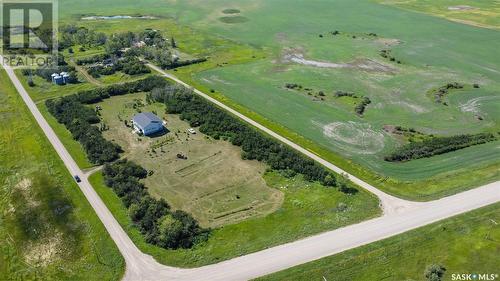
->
{"left": 1, "top": 0, "right": 499, "bottom": 280}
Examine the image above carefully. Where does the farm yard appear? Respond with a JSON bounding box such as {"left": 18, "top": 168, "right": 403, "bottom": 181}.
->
{"left": 87, "top": 91, "right": 381, "bottom": 266}
{"left": 95, "top": 93, "right": 283, "bottom": 227}
{"left": 14, "top": 12, "right": 383, "bottom": 267}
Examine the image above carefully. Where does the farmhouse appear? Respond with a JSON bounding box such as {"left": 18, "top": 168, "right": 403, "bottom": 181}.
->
{"left": 132, "top": 112, "right": 164, "bottom": 136}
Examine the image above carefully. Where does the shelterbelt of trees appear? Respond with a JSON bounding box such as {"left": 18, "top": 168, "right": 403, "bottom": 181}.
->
{"left": 384, "top": 133, "right": 497, "bottom": 162}
{"left": 103, "top": 160, "right": 209, "bottom": 249}
{"left": 47, "top": 76, "right": 208, "bottom": 250}
{"left": 148, "top": 85, "right": 359, "bottom": 194}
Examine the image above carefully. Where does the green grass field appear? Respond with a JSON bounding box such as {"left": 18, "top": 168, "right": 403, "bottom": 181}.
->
{"left": 257, "top": 202, "right": 500, "bottom": 281}
{"left": 96, "top": 93, "right": 283, "bottom": 227}
{"left": 89, "top": 169, "right": 380, "bottom": 267}
{"left": 0, "top": 70, "right": 124, "bottom": 280}
{"left": 52, "top": 0, "right": 500, "bottom": 200}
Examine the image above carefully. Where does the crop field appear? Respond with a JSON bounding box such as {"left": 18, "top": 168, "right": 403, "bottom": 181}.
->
{"left": 0, "top": 71, "right": 124, "bottom": 280}
{"left": 96, "top": 93, "right": 283, "bottom": 227}
{"left": 379, "top": 0, "right": 500, "bottom": 29}
{"left": 55, "top": 0, "right": 500, "bottom": 199}
{"left": 257, "top": 202, "right": 500, "bottom": 281}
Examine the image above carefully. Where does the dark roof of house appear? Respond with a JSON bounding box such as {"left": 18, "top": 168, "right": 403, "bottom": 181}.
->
{"left": 133, "top": 112, "right": 162, "bottom": 128}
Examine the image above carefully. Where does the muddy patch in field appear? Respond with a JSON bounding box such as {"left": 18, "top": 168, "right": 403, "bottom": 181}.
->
{"left": 24, "top": 232, "right": 63, "bottom": 266}
{"left": 375, "top": 38, "right": 402, "bottom": 47}
{"left": 390, "top": 100, "right": 429, "bottom": 113}
{"left": 316, "top": 121, "right": 385, "bottom": 154}
{"left": 201, "top": 75, "right": 233, "bottom": 85}
{"left": 459, "top": 96, "right": 500, "bottom": 115}
{"left": 280, "top": 48, "right": 396, "bottom": 74}
{"left": 448, "top": 5, "right": 476, "bottom": 11}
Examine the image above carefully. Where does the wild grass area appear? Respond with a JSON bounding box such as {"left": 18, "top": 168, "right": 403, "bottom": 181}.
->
{"left": 96, "top": 93, "right": 283, "bottom": 227}
{"left": 0, "top": 70, "right": 124, "bottom": 280}
{"left": 379, "top": 0, "right": 500, "bottom": 29}
{"left": 256, "top": 202, "right": 500, "bottom": 281}
{"left": 90, "top": 170, "right": 380, "bottom": 267}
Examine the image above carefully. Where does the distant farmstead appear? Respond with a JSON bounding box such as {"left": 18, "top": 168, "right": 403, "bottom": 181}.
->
{"left": 132, "top": 112, "right": 164, "bottom": 136}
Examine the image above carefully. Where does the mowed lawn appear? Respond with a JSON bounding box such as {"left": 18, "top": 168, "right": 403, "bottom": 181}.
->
{"left": 257, "top": 202, "right": 500, "bottom": 281}
{"left": 96, "top": 93, "right": 283, "bottom": 227}
{"left": 0, "top": 70, "right": 124, "bottom": 280}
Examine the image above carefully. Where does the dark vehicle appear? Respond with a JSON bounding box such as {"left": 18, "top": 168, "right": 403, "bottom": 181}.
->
{"left": 74, "top": 175, "right": 82, "bottom": 183}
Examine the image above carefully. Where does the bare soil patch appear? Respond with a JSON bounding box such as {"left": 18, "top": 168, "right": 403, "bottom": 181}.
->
{"left": 280, "top": 48, "right": 396, "bottom": 73}
{"left": 448, "top": 5, "right": 476, "bottom": 11}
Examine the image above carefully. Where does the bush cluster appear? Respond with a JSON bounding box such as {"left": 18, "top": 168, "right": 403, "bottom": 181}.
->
{"left": 385, "top": 133, "right": 497, "bottom": 162}
{"left": 102, "top": 160, "right": 209, "bottom": 249}
{"left": 87, "top": 56, "right": 151, "bottom": 78}
{"left": 433, "top": 82, "right": 465, "bottom": 104}
{"left": 164, "top": 58, "right": 207, "bottom": 69}
{"left": 354, "top": 97, "right": 372, "bottom": 116}
{"left": 46, "top": 97, "right": 122, "bottom": 164}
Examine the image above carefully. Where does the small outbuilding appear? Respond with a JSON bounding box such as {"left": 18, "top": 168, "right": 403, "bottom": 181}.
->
{"left": 132, "top": 112, "right": 164, "bottom": 136}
